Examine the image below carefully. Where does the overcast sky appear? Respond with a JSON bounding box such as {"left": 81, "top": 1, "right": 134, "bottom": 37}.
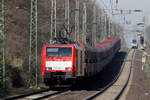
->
{"left": 97, "top": 0, "right": 150, "bottom": 47}
{"left": 97, "top": 0, "right": 150, "bottom": 25}
{"left": 118, "top": 0, "right": 150, "bottom": 24}
{"left": 118, "top": 0, "right": 150, "bottom": 13}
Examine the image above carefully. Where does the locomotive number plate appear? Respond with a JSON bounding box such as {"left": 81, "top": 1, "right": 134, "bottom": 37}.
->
{"left": 46, "top": 61, "right": 72, "bottom": 70}
{"left": 52, "top": 66, "right": 65, "bottom": 70}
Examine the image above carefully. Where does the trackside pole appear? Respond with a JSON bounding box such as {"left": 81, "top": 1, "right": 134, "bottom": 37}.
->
{"left": 0, "top": 0, "right": 6, "bottom": 89}
{"left": 82, "top": 2, "right": 87, "bottom": 43}
{"left": 29, "top": 0, "right": 38, "bottom": 87}
{"left": 75, "top": 0, "right": 79, "bottom": 41}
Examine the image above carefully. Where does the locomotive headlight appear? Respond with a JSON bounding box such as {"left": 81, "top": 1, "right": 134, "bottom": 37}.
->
{"left": 66, "top": 67, "right": 71, "bottom": 71}
{"left": 46, "top": 67, "right": 52, "bottom": 70}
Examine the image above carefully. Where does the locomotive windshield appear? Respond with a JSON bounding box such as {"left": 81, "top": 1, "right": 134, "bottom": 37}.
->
{"left": 46, "top": 47, "right": 72, "bottom": 57}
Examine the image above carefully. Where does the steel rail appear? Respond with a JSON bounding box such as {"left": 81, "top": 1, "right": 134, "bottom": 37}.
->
{"left": 33, "top": 90, "right": 71, "bottom": 100}
{"left": 114, "top": 49, "right": 135, "bottom": 100}
{"left": 85, "top": 49, "right": 131, "bottom": 100}
{"left": 4, "top": 88, "right": 50, "bottom": 100}
{"left": 4, "top": 88, "right": 70, "bottom": 100}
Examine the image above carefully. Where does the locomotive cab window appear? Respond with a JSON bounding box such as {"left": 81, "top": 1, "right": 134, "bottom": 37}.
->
{"left": 46, "top": 47, "right": 72, "bottom": 56}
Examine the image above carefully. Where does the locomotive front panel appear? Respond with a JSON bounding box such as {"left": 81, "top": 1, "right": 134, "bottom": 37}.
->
{"left": 45, "top": 47, "right": 72, "bottom": 72}
{"left": 41, "top": 45, "right": 76, "bottom": 85}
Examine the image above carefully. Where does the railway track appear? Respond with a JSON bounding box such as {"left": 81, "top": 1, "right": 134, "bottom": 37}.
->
{"left": 86, "top": 49, "right": 135, "bottom": 100}
{"left": 4, "top": 89, "right": 70, "bottom": 100}
{"left": 4, "top": 49, "right": 133, "bottom": 100}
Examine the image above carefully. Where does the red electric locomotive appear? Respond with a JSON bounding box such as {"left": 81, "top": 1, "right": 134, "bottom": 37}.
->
{"left": 41, "top": 44, "right": 77, "bottom": 85}
{"left": 41, "top": 37, "right": 121, "bottom": 86}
